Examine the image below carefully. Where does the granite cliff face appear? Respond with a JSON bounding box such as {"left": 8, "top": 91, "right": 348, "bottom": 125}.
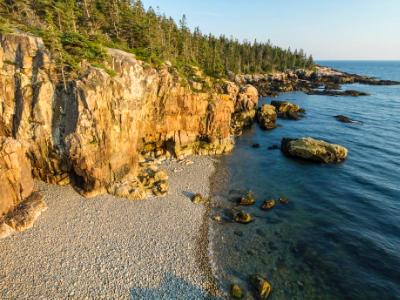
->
{"left": 0, "top": 32, "right": 258, "bottom": 213}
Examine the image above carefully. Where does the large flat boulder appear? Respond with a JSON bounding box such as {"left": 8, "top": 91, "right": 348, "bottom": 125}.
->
{"left": 281, "top": 137, "right": 348, "bottom": 163}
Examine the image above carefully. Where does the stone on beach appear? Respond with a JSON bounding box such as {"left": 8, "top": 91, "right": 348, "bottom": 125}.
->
{"left": 192, "top": 193, "right": 206, "bottom": 204}
{"left": 281, "top": 137, "right": 348, "bottom": 163}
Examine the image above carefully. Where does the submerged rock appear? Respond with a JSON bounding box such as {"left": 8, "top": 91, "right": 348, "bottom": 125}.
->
{"left": 334, "top": 115, "right": 361, "bottom": 124}
{"left": 281, "top": 137, "right": 348, "bottom": 163}
{"left": 279, "top": 196, "right": 289, "bottom": 205}
{"left": 234, "top": 211, "right": 254, "bottom": 224}
{"left": 230, "top": 283, "right": 244, "bottom": 299}
{"left": 238, "top": 191, "right": 256, "bottom": 206}
{"left": 257, "top": 104, "right": 277, "bottom": 130}
{"left": 271, "top": 101, "right": 305, "bottom": 120}
{"left": 251, "top": 274, "right": 272, "bottom": 299}
{"left": 261, "top": 199, "right": 276, "bottom": 210}
{"left": 307, "top": 89, "right": 370, "bottom": 97}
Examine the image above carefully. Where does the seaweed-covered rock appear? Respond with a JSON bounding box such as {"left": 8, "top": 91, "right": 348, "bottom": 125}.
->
{"left": 234, "top": 211, "right": 254, "bottom": 224}
{"left": 281, "top": 137, "right": 348, "bottom": 163}
{"left": 239, "top": 191, "right": 256, "bottom": 206}
{"left": 261, "top": 199, "right": 276, "bottom": 210}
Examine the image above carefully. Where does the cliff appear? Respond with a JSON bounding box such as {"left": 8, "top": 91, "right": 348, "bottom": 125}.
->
{"left": 0, "top": 32, "right": 258, "bottom": 234}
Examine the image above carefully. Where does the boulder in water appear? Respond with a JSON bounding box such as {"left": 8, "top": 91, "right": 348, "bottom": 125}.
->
{"left": 230, "top": 283, "right": 244, "bottom": 299}
{"left": 271, "top": 100, "right": 305, "bottom": 120}
{"left": 281, "top": 137, "right": 348, "bottom": 163}
{"left": 251, "top": 274, "right": 272, "bottom": 299}
{"left": 257, "top": 104, "right": 277, "bottom": 130}
{"left": 261, "top": 199, "right": 276, "bottom": 210}
{"left": 238, "top": 191, "right": 256, "bottom": 206}
{"left": 234, "top": 211, "right": 254, "bottom": 224}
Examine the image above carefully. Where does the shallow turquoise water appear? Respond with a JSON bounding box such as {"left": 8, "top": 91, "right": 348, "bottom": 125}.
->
{"left": 211, "top": 61, "right": 400, "bottom": 299}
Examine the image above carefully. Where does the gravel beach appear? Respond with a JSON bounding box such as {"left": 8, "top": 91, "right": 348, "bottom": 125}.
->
{"left": 0, "top": 156, "right": 220, "bottom": 299}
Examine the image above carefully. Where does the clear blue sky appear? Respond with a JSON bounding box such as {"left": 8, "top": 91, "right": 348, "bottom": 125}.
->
{"left": 142, "top": 0, "right": 400, "bottom": 60}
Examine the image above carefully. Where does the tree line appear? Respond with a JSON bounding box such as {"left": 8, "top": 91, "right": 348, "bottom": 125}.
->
{"left": 0, "top": 0, "right": 314, "bottom": 78}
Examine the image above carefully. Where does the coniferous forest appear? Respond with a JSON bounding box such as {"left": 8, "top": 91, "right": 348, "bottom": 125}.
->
{"left": 0, "top": 0, "right": 314, "bottom": 79}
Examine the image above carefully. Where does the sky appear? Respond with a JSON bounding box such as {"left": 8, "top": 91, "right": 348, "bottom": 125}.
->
{"left": 141, "top": 0, "right": 400, "bottom": 60}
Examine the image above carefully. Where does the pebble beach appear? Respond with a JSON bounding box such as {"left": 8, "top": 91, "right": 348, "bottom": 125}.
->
{"left": 0, "top": 156, "right": 220, "bottom": 299}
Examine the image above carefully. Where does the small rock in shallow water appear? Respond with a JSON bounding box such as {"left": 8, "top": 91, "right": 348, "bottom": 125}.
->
{"left": 279, "top": 196, "right": 289, "bottom": 205}
{"left": 234, "top": 211, "right": 253, "bottom": 224}
{"left": 261, "top": 199, "right": 276, "bottom": 210}
{"left": 334, "top": 115, "right": 361, "bottom": 124}
{"left": 230, "top": 283, "right": 244, "bottom": 299}
{"left": 251, "top": 274, "right": 272, "bottom": 299}
{"left": 239, "top": 191, "right": 256, "bottom": 206}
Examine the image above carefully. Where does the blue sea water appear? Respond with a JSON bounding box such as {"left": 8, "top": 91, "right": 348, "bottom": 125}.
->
{"left": 210, "top": 61, "right": 400, "bottom": 299}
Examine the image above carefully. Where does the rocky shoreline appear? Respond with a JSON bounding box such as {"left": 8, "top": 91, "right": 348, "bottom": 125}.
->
{"left": 1, "top": 30, "right": 400, "bottom": 299}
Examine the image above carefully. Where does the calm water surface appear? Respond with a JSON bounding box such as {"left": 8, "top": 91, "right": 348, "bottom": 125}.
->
{"left": 210, "top": 61, "right": 400, "bottom": 299}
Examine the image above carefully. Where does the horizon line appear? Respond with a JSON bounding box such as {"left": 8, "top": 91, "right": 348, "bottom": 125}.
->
{"left": 316, "top": 59, "right": 400, "bottom": 61}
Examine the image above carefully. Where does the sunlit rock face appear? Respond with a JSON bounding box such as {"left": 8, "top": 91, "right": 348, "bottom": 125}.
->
{"left": 0, "top": 32, "right": 257, "bottom": 199}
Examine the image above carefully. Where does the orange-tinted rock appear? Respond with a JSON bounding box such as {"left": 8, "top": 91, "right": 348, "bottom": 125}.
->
{"left": 1, "top": 32, "right": 256, "bottom": 199}
{"left": 0, "top": 137, "right": 33, "bottom": 216}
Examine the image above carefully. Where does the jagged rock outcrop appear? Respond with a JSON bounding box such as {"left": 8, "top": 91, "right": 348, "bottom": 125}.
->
{"left": 0, "top": 33, "right": 68, "bottom": 185}
{"left": 0, "top": 137, "right": 46, "bottom": 239}
{"left": 271, "top": 100, "right": 305, "bottom": 120}
{"left": 0, "top": 32, "right": 257, "bottom": 200}
{"left": 281, "top": 137, "right": 348, "bottom": 163}
{"left": 230, "top": 84, "right": 259, "bottom": 135}
{"left": 256, "top": 104, "right": 277, "bottom": 130}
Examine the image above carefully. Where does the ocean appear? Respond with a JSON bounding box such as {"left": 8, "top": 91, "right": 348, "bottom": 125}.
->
{"left": 210, "top": 61, "right": 400, "bottom": 299}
